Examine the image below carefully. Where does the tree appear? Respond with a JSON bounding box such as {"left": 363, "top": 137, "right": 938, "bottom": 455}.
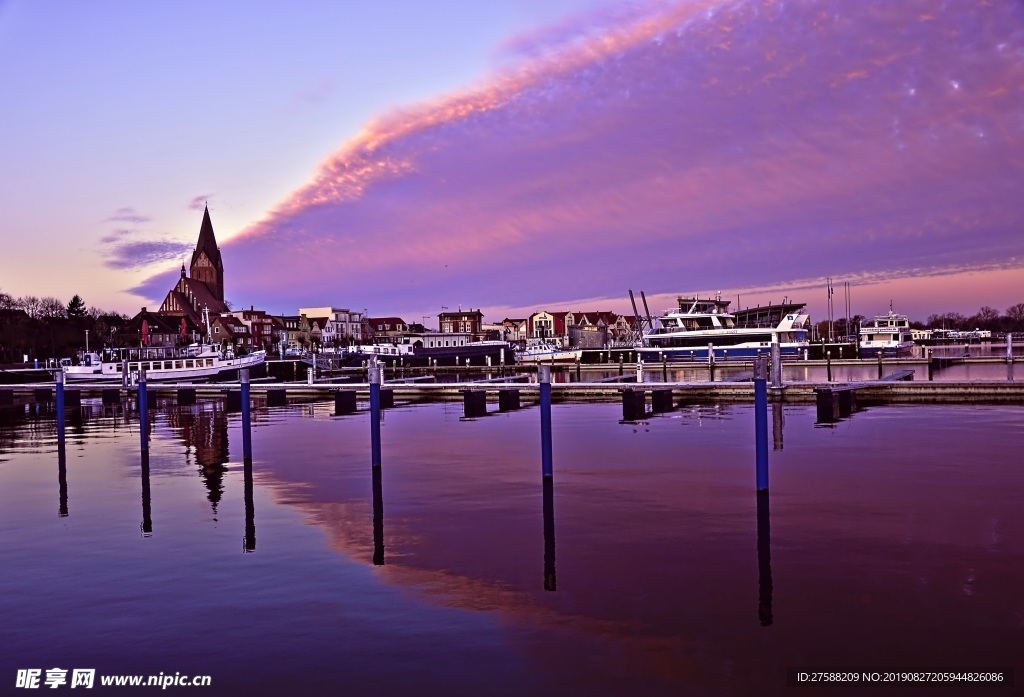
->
{"left": 1007, "top": 303, "right": 1024, "bottom": 324}
{"left": 66, "top": 294, "right": 87, "bottom": 318}
{"left": 39, "top": 296, "right": 66, "bottom": 319}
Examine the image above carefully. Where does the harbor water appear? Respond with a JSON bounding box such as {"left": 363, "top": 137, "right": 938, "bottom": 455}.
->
{"left": 1, "top": 397, "right": 1022, "bottom": 694}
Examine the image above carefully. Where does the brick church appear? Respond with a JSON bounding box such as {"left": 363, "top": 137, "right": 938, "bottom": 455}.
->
{"left": 158, "top": 204, "right": 229, "bottom": 326}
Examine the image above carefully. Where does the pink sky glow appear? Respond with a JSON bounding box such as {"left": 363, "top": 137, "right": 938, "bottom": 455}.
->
{"left": 129, "top": 0, "right": 1024, "bottom": 323}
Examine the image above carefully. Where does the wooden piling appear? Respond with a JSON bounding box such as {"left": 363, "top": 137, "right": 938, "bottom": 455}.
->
{"left": 462, "top": 390, "right": 487, "bottom": 418}
{"left": 498, "top": 389, "right": 520, "bottom": 411}
{"left": 621, "top": 387, "right": 645, "bottom": 421}
{"left": 334, "top": 390, "right": 357, "bottom": 414}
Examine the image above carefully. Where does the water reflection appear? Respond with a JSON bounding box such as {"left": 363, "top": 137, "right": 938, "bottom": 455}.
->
{"left": 243, "top": 458, "right": 255, "bottom": 553}
{"left": 771, "top": 402, "right": 784, "bottom": 451}
{"left": 756, "top": 492, "right": 773, "bottom": 627}
{"left": 57, "top": 441, "right": 68, "bottom": 518}
{"left": 140, "top": 451, "right": 152, "bottom": 537}
{"left": 167, "top": 405, "right": 230, "bottom": 514}
{"left": 371, "top": 467, "right": 384, "bottom": 565}
{"left": 543, "top": 477, "right": 556, "bottom": 592}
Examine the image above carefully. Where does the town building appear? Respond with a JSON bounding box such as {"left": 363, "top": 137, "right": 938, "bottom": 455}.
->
{"left": 158, "top": 205, "right": 229, "bottom": 327}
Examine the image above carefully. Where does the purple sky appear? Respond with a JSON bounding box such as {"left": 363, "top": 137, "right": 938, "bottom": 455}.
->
{"left": 4, "top": 1, "right": 1022, "bottom": 324}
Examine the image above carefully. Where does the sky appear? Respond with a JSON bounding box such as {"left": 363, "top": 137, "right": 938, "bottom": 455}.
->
{"left": 1, "top": 0, "right": 1022, "bottom": 325}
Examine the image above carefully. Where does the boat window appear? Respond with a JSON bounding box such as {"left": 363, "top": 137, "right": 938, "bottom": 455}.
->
{"left": 175, "top": 361, "right": 183, "bottom": 369}
{"left": 186, "top": 360, "right": 194, "bottom": 368}
{"left": 206, "top": 359, "right": 213, "bottom": 367}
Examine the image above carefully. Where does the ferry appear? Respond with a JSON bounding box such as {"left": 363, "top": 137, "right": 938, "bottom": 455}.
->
{"left": 858, "top": 309, "right": 914, "bottom": 358}
{"left": 635, "top": 294, "right": 811, "bottom": 360}
{"left": 62, "top": 343, "right": 266, "bottom": 383}
{"left": 514, "top": 342, "right": 583, "bottom": 365}
{"left": 342, "top": 331, "right": 512, "bottom": 367}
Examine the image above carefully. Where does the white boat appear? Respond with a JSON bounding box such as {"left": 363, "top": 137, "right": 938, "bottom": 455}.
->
{"left": 62, "top": 343, "right": 266, "bottom": 383}
{"left": 341, "top": 332, "right": 511, "bottom": 366}
{"left": 636, "top": 295, "right": 811, "bottom": 360}
{"left": 858, "top": 309, "right": 914, "bottom": 358}
{"left": 515, "top": 343, "right": 583, "bottom": 364}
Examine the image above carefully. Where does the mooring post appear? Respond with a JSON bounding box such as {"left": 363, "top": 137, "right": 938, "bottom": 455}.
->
{"left": 708, "top": 343, "right": 715, "bottom": 382}
{"left": 575, "top": 359, "right": 581, "bottom": 381}
{"left": 241, "top": 368, "right": 252, "bottom": 463}
{"left": 618, "top": 354, "right": 624, "bottom": 376}
{"left": 138, "top": 367, "right": 148, "bottom": 454}
{"left": 877, "top": 350, "right": 884, "bottom": 380}
{"left": 826, "top": 350, "right": 832, "bottom": 382}
{"left": 307, "top": 366, "right": 314, "bottom": 385}
{"left": 369, "top": 360, "right": 382, "bottom": 469}
{"left": 770, "top": 335, "right": 782, "bottom": 388}
{"left": 539, "top": 364, "right": 553, "bottom": 478}
{"left": 662, "top": 354, "right": 668, "bottom": 382}
{"left": 635, "top": 359, "right": 643, "bottom": 383}
{"left": 927, "top": 347, "right": 934, "bottom": 381}
{"left": 55, "top": 370, "right": 66, "bottom": 446}
{"left": 121, "top": 359, "right": 129, "bottom": 388}
{"left": 754, "top": 356, "right": 769, "bottom": 492}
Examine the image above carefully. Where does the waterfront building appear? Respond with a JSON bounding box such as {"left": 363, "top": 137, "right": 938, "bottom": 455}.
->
{"left": 298, "top": 307, "right": 365, "bottom": 345}
{"left": 158, "top": 205, "right": 229, "bottom": 327}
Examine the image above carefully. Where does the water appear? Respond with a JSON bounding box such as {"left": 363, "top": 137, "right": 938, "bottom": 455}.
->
{"left": 1, "top": 398, "right": 1022, "bottom": 695}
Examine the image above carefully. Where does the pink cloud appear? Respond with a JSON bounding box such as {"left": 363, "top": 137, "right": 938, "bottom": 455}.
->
{"left": 136, "top": 0, "right": 1024, "bottom": 321}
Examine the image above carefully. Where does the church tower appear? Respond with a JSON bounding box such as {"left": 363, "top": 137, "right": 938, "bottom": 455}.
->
{"left": 189, "top": 204, "right": 224, "bottom": 302}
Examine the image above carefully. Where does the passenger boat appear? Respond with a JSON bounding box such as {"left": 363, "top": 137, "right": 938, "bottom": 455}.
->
{"left": 62, "top": 343, "right": 266, "bottom": 383}
{"left": 514, "top": 342, "right": 583, "bottom": 364}
{"left": 636, "top": 295, "right": 811, "bottom": 360}
{"left": 858, "top": 309, "right": 914, "bottom": 358}
{"left": 342, "top": 331, "right": 511, "bottom": 367}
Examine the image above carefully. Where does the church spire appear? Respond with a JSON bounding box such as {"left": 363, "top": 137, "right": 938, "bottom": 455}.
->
{"left": 188, "top": 204, "right": 225, "bottom": 302}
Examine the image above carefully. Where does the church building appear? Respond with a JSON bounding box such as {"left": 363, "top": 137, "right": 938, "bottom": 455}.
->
{"left": 159, "top": 204, "right": 229, "bottom": 326}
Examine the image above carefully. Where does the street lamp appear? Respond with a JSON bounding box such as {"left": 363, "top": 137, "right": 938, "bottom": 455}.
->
{"left": 85, "top": 329, "right": 89, "bottom": 353}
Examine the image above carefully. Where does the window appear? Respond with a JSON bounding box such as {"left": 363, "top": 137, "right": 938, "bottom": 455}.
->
{"left": 215, "top": 327, "right": 220, "bottom": 334}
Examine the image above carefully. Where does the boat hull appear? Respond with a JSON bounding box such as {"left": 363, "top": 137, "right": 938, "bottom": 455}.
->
{"left": 63, "top": 353, "right": 267, "bottom": 383}
{"left": 636, "top": 344, "right": 806, "bottom": 361}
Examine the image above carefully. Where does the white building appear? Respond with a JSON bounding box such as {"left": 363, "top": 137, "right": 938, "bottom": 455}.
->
{"left": 299, "top": 307, "right": 364, "bottom": 344}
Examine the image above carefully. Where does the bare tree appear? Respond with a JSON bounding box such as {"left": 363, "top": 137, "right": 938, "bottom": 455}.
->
{"left": 1007, "top": 303, "right": 1024, "bottom": 324}
{"left": 39, "top": 296, "right": 66, "bottom": 319}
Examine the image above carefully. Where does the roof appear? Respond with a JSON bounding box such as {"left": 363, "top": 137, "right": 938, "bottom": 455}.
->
{"left": 369, "top": 317, "right": 407, "bottom": 327}
{"left": 190, "top": 205, "right": 222, "bottom": 270}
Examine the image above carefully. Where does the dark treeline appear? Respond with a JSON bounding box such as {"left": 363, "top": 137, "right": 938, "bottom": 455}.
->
{"left": 0, "top": 291, "right": 128, "bottom": 364}
{"left": 924, "top": 304, "right": 1024, "bottom": 333}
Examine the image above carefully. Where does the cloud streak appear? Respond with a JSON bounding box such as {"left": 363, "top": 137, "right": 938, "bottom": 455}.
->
{"left": 136, "top": 0, "right": 1024, "bottom": 319}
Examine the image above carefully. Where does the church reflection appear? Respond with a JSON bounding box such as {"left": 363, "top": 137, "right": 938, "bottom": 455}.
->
{"left": 164, "top": 404, "right": 230, "bottom": 514}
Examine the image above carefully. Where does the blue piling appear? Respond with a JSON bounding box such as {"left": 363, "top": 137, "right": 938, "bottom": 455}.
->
{"left": 754, "top": 356, "right": 769, "bottom": 492}
{"left": 241, "top": 368, "right": 252, "bottom": 463}
{"left": 138, "top": 368, "right": 148, "bottom": 454}
{"left": 55, "top": 370, "right": 66, "bottom": 446}
{"left": 370, "top": 360, "right": 382, "bottom": 469}
{"left": 539, "top": 365, "right": 553, "bottom": 478}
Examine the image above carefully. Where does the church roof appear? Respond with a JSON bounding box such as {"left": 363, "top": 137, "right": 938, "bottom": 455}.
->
{"left": 190, "top": 204, "right": 222, "bottom": 270}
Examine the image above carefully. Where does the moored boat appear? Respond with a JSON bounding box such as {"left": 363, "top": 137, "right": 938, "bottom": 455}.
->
{"left": 514, "top": 343, "right": 583, "bottom": 364}
{"left": 636, "top": 294, "right": 811, "bottom": 360}
{"left": 62, "top": 343, "right": 266, "bottom": 383}
{"left": 858, "top": 309, "right": 914, "bottom": 358}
